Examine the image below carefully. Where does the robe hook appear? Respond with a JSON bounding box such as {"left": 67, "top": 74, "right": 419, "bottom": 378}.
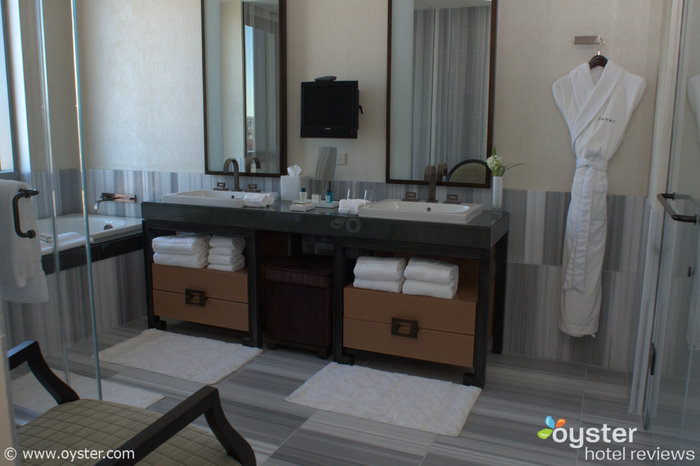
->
{"left": 597, "top": 37, "right": 606, "bottom": 56}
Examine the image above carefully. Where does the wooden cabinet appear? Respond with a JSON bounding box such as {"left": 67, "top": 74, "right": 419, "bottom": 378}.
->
{"left": 151, "top": 264, "right": 249, "bottom": 331}
{"left": 343, "top": 260, "right": 479, "bottom": 368}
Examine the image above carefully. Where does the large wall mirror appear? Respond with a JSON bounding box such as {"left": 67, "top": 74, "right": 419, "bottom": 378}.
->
{"left": 203, "top": 0, "right": 286, "bottom": 176}
{"left": 386, "top": 0, "right": 496, "bottom": 187}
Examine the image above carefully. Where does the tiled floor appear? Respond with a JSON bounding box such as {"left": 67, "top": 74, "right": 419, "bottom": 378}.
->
{"left": 15, "top": 319, "right": 669, "bottom": 466}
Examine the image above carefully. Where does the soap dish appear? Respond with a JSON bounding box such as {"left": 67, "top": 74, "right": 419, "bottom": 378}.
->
{"left": 313, "top": 201, "right": 339, "bottom": 209}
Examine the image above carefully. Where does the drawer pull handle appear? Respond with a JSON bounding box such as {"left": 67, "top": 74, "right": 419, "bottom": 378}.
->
{"left": 185, "top": 289, "right": 207, "bottom": 307}
{"left": 391, "top": 318, "right": 419, "bottom": 339}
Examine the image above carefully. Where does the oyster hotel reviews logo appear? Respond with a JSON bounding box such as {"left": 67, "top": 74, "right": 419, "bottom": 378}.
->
{"left": 537, "top": 415, "right": 696, "bottom": 463}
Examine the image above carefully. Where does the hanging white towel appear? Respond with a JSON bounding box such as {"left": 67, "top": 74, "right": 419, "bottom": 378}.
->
{"left": 209, "top": 236, "right": 246, "bottom": 251}
{"left": 338, "top": 199, "right": 370, "bottom": 215}
{"left": 552, "top": 61, "right": 645, "bottom": 337}
{"left": 353, "top": 277, "right": 404, "bottom": 294}
{"left": 688, "top": 74, "right": 700, "bottom": 141}
{"left": 404, "top": 257, "right": 458, "bottom": 285}
{"left": 0, "top": 180, "right": 49, "bottom": 303}
{"left": 402, "top": 279, "right": 457, "bottom": 300}
{"left": 353, "top": 256, "right": 406, "bottom": 281}
{"left": 152, "top": 234, "right": 209, "bottom": 254}
{"left": 153, "top": 252, "right": 207, "bottom": 269}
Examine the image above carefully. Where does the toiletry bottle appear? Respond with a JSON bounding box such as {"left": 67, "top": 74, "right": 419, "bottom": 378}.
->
{"left": 300, "top": 187, "right": 307, "bottom": 202}
{"left": 326, "top": 189, "right": 333, "bottom": 203}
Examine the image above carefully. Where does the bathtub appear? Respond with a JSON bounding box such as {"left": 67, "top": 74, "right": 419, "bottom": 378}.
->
{"left": 37, "top": 214, "right": 142, "bottom": 253}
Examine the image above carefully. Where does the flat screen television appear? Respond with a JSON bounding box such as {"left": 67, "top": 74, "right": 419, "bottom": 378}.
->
{"left": 301, "top": 81, "right": 359, "bottom": 138}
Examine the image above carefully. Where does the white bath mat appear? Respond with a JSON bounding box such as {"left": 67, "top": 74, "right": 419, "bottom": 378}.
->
{"left": 99, "top": 329, "right": 262, "bottom": 384}
{"left": 11, "top": 372, "right": 164, "bottom": 414}
{"left": 286, "top": 363, "right": 481, "bottom": 436}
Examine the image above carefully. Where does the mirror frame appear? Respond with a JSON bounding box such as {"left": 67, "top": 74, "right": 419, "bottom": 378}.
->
{"left": 385, "top": 0, "right": 497, "bottom": 188}
{"left": 202, "top": 0, "right": 287, "bottom": 177}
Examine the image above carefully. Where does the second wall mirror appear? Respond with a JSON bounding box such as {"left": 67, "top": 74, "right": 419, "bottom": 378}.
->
{"left": 203, "top": 0, "right": 286, "bottom": 176}
{"left": 386, "top": 0, "right": 497, "bottom": 188}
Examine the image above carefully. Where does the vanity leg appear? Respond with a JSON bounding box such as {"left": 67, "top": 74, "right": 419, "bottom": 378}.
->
{"left": 242, "top": 230, "right": 262, "bottom": 348}
{"left": 492, "top": 233, "right": 508, "bottom": 354}
{"left": 469, "top": 252, "right": 491, "bottom": 388}
{"left": 332, "top": 240, "right": 353, "bottom": 365}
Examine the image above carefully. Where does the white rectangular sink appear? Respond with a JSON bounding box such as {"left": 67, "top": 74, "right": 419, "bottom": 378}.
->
{"left": 162, "top": 190, "right": 245, "bottom": 208}
{"left": 358, "top": 200, "right": 483, "bottom": 224}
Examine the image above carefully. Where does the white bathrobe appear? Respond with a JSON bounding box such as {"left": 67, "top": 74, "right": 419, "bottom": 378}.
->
{"left": 552, "top": 62, "right": 645, "bottom": 337}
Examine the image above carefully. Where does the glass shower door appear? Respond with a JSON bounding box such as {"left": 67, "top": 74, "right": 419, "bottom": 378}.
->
{"left": 1, "top": 0, "right": 101, "bottom": 425}
{"left": 645, "top": 0, "right": 700, "bottom": 456}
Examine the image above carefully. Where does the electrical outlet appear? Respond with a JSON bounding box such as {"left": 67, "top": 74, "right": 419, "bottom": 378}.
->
{"left": 336, "top": 152, "right": 347, "bottom": 165}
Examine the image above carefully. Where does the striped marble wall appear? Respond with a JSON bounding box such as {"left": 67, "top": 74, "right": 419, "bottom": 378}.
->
{"left": 6, "top": 170, "right": 651, "bottom": 370}
{"left": 2, "top": 250, "right": 146, "bottom": 359}
{"left": 26, "top": 168, "right": 652, "bottom": 371}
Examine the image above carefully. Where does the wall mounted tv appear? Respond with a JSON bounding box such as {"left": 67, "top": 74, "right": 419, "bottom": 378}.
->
{"left": 300, "top": 80, "right": 359, "bottom": 138}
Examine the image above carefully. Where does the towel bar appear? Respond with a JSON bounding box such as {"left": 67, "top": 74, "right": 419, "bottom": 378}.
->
{"left": 12, "top": 188, "right": 39, "bottom": 238}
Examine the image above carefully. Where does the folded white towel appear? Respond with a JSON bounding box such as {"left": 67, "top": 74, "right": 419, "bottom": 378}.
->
{"left": 210, "top": 245, "right": 245, "bottom": 256}
{"left": 353, "top": 277, "right": 404, "bottom": 294}
{"left": 0, "top": 180, "right": 49, "bottom": 303}
{"left": 353, "top": 256, "right": 406, "bottom": 281}
{"left": 153, "top": 252, "right": 207, "bottom": 269}
{"left": 152, "top": 234, "right": 209, "bottom": 254}
{"left": 208, "top": 254, "right": 245, "bottom": 267}
{"left": 338, "top": 199, "right": 370, "bottom": 215}
{"left": 404, "top": 257, "right": 459, "bottom": 285}
{"left": 209, "top": 236, "right": 246, "bottom": 251}
{"left": 207, "top": 263, "right": 245, "bottom": 273}
{"left": 402, "top": 279, "right": 457, "bottom": 299}
{"left": 243, "top": 193, "right": 275, "bottom": 208}
{"left": 40, "top": 232, "right": 86, "bottom": 254}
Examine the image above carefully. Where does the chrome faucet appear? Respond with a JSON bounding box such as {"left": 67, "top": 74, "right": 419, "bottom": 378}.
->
{"left": 223, "top": 158, "right": 241, "bottom": 191}
{"left": 93, "top": 193, "right": 137, "bottom": 211}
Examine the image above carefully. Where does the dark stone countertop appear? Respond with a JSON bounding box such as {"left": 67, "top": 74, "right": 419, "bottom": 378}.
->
{"left": 141, "top": 201, "right": 508, "bottom": 250}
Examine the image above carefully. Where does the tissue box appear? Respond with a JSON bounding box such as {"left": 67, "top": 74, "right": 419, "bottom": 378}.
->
{"left": 280, "top": 175, "right": 310, "bottom": 201}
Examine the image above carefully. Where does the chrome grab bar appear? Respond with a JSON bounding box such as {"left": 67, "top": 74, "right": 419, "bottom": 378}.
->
{"left": 12, "top": 188, "right": 40, "bottom": 238}
{"left": 657, "top": 193, "right": 697, "bottom": 224}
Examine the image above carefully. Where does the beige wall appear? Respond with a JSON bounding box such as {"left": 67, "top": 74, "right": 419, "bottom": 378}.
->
{"left": 285, "top": 0, "right": 388, "bottom": 181}
{"left": 77, "top": 0, "right": 664, "bottom": 196}
{"left": 494, "top": 0, "right": 663, "bottom": 195}
{"left": 78, "top": 0, "right": 204, "bottom": 172}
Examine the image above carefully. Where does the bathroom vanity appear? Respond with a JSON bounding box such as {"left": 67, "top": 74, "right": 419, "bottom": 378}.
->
{"left": 141, "top": 201, "right": 508, "bottom": 387}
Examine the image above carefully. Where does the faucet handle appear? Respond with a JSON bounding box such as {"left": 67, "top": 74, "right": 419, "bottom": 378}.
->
{"left": 214, "top": 181, "right": 228, "bottom": 191}
{"left": 403, "top": 191, "right": 419, "bottom": 202}
{"left": 247, "top": 184, "right": 260, "bottom": 193}
{"left": 445, "top": 194, "right": 460, "bottom": 204}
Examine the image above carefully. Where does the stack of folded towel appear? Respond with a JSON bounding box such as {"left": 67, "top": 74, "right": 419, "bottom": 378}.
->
{"left": 338, "top": 199, "right": 370, "bottom": 215}
{"left": 402, "top": 257, "right": 459, "bottom": 299}
{"left": 352, "top": 256, "right": 406, "bottom": 293}
{"left": 243, "top": 193, "right": 275, "bottom": 208}
{"left": 152, "top": 233, "right": 209, "bottom": 268}
{"left": 208, "top": 236, "right": 246, "bottom": 272}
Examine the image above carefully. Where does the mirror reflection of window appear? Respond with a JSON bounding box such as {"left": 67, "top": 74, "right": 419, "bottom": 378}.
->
{"left": 243, "top": 2, "right": 279, "bottom": 173}
{"left": 412, "top": 6, "right": 490, "bottom": 179}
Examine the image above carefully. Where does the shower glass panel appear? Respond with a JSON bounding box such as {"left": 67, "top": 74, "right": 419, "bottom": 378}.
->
{"left": 1, "top": 0, "right": 101, "bottom": 424}
{"left": 645, "top": 0, "right": 700, "bottom": 456}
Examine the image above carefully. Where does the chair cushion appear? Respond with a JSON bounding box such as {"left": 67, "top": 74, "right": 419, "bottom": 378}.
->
{"left": 18, "top": 399, "right": 241, "bottom": 465}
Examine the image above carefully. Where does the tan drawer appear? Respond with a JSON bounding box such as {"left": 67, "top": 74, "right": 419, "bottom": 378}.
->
{"left": 153, "top": 290, "right": 248, "bottom": 331}
{"left": 344, "top": 286, "right": 476, "bottom": 335}
{"left": 344, "top": 318, "right": 474, "bottom": 367}
{"left": 152, "top": 264, "right": 247, "bottom": 303}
